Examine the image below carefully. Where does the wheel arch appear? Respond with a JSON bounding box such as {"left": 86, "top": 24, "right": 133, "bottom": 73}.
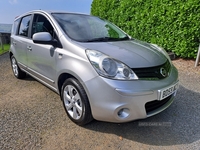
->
{"left": 57, "top": 73, "right": 76, "bottom": 95}
{"left": 9, "top": 51, "right": 13, "bottom": 58}
{"left": 57, "top": 69, "right": 93, "bottom": 96}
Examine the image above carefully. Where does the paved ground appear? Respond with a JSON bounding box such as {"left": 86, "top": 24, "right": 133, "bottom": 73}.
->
{"left": 0, "top": 52, "right": 200, "bottom": 150}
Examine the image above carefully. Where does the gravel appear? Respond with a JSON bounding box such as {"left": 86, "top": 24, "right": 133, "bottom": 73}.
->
{"left": 0, "top": 52, "right": 200, "bottom": 150}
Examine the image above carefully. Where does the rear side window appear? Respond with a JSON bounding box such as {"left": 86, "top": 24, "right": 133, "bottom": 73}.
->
{"left": 11, "top": 19, "right": 20, "bottom": 35}
{"left": 18, "top": 15, "right": 31, "bottom": 37}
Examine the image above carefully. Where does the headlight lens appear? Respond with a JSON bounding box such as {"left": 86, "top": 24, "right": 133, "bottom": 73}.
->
{"left": 101, "top": 57, "right": 118, "bottom": 76}
{"left": 86, "top": 50, "right": 138, "bottom": 80}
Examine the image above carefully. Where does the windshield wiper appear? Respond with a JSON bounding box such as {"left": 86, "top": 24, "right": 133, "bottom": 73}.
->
{"left": 85, "top": 37, "right": 116, "bottom": 42}
{"left": 85, "top": 36, "right": 130, "bottom": 42}
{"left": 119, "top": 36, "right": 130, "bottom": 41}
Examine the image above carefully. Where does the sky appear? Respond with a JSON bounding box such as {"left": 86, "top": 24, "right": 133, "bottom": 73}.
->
{"left": 0, "top": 0, "right": 93, "bottom": 24}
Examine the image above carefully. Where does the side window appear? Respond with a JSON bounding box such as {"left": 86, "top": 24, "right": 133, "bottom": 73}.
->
{"left": 18, "top": 15, "right": 31, "bottom": 37}
{"left": 12, "top": 19, "right": 20, "bottom": 35}
{"left": 32, "top": 14, "right": 54, "bottom": 38}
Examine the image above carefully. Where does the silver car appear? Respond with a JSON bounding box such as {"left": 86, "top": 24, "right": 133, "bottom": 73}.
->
{"left": 10, "top": 10, "right": 179, "bottom": 125}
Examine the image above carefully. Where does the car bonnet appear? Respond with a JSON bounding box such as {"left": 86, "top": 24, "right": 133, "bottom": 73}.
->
{"left": 77, "top": 39, "right": 167, "bottom": 68}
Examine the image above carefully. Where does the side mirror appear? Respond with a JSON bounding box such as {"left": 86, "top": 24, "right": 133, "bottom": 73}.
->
{"left": 33, "top": 32, "right": 57, "bottom": 47}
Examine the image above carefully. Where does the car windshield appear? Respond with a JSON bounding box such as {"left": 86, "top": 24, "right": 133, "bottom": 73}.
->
{"left": 52, "top": 13, "right": 129, "bottom": 42}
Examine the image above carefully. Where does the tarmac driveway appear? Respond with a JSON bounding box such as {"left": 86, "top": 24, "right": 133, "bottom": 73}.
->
{"left": 0, "top": 52, "right": 200, "bottom": 150}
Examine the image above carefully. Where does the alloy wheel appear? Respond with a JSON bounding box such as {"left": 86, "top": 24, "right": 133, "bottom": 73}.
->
{"left": 11, "top": 57, "right": 19, "bottom": 77}
{"left": 63, "top": 85, "right": 83, "bottom": 120}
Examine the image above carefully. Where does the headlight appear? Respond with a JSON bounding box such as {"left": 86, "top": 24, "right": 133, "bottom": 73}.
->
{"left": 86, "top": 50, "right": 138, "bottom": 80}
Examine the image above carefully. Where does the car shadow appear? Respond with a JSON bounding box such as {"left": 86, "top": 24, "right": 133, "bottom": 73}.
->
{"left": 23, "top": 74, "right": 36, "bottom": 81}
{"left": 84, "top": 85, "right": 200, "bottom": 146}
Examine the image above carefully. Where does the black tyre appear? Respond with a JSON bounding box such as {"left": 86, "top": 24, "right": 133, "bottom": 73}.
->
{"left": 10, "top": 55, "right": 26, "bottom": 79}
{"left": 61, "top": 78, "right": 93, "bottom": 125}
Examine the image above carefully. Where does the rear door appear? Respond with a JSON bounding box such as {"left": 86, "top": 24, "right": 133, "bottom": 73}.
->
{"left": 11, "top": 15, "right": 32, "bottom": 70}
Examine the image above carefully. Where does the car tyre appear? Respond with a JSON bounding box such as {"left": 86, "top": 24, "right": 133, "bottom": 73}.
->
{"left": 10, "top": 55, "right": 26, "bottom": 79}
{"left": 61, "top": 78, "right": 93, "bottom": 125}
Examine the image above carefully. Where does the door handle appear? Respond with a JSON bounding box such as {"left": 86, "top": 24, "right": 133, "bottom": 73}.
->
{"left": 27, "top": 46, "right": 32, "bottom": 51}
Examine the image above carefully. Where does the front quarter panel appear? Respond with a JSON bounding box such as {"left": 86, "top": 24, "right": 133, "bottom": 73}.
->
{"left": 55, "top": 40, "right": 98, "bottom": 90}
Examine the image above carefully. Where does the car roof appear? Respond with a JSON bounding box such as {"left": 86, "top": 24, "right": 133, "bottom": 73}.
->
{"left": 14, "top": 10, "right": 90, "bottom": 21}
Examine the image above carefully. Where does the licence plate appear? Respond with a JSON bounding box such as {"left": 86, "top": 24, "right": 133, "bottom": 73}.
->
{"left": 158, "top": 82, "right": 179, "bottom": 100}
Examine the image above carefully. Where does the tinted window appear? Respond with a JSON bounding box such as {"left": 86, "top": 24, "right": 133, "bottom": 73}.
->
{"left": 31, "top": 14, "right": 62, "bottom": 47}
{"left": 12, "top": 19, "right": 20, "bottom": 35}
{"left": 18, "top": 15, "right": 31, "bottom": 37}
{"left": 32, "top": 14, "right": 54, "bottom": 37}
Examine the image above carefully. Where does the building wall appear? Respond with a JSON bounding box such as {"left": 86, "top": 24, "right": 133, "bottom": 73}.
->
{"left": 0, "top": 33, "right": 11, "bottom": 44}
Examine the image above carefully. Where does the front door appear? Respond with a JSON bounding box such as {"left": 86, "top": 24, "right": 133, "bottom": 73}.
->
{"left": 26, "top": 14, "right": 58, "bottom": 89}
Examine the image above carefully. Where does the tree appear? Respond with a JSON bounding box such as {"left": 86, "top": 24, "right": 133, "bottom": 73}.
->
{"left": 91, "top": 0, "right": 200, "bottom": 58}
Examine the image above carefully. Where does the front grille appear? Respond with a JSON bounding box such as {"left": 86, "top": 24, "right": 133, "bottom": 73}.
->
{"left": 145, "top": 95, "right": 172, "bottom": 113}
{"left": 132, "top": 60, "right": 171, "bottom": 80}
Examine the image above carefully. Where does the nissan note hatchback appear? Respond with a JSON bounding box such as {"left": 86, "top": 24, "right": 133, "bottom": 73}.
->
{"left": 10, "top": 10, "right": 179, "bottom": 125}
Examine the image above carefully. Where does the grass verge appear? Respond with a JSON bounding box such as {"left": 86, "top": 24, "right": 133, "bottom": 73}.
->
{"left": 0, "top": 44, "right": 10, "bottom": 55}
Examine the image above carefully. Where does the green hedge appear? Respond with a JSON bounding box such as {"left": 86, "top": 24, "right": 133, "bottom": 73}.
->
{"left": 91, "top": 0, "right": 200, "bottom": 58}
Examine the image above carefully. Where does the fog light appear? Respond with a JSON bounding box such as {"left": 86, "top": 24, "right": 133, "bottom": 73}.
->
{"left": 117, "top": 108, "right": 129, "bottom": 118}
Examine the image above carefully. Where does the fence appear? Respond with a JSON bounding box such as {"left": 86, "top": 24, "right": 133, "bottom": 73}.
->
{"left": 195, "top": 44, "right": 200, "bottom": 67}
{"left": 0, "top": 33, "right": 11, "bottom": 53}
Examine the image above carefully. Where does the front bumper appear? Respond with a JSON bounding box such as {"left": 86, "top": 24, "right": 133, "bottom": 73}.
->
{"left": 84, "top": 65, "right": 178, "bottom": 123}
